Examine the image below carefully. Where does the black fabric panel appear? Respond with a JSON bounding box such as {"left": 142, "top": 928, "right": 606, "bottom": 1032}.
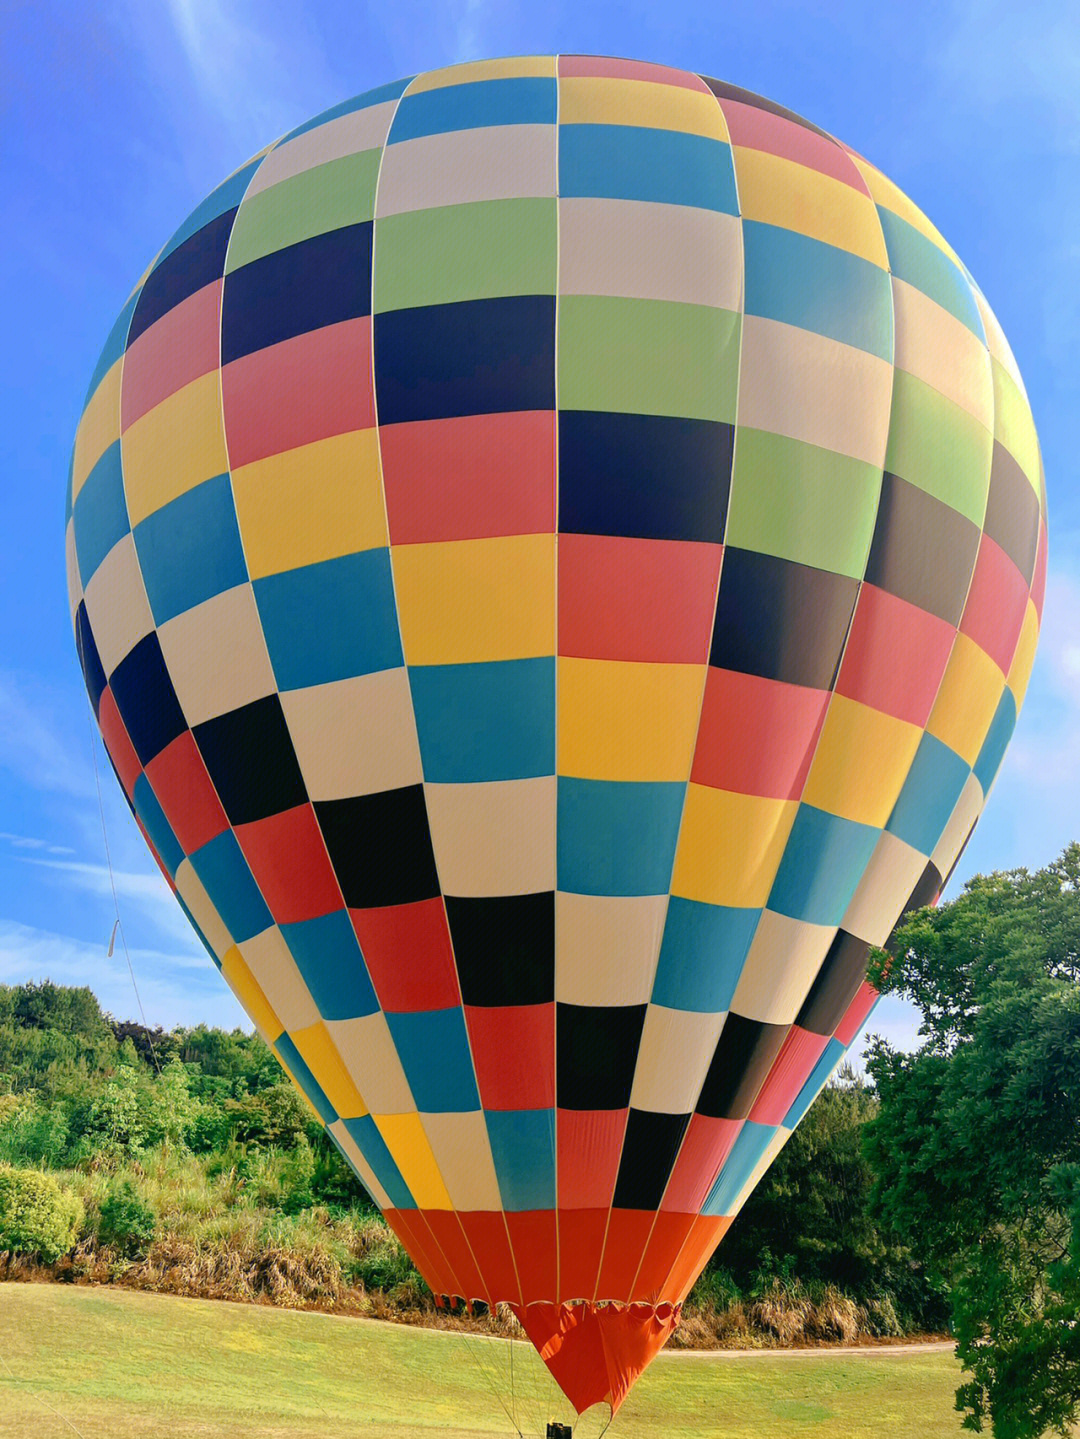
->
{"left": 128, "top": 210, "right": 235, "bottom": 345}
{"left": 795, "top": 930, "right": 871, "bottom": 1036}
{"left": 75, "top": 602, "right": 107, "bottom": 717}
{"left": 864, "top": 471, "right": 980, "bottom": 626}
{"left": 221, "top": 223, "right": 373, "bottom": 363}
{"left": 108, "top": 632, "right": 187, "bottom": 767}
{"left": 373, "top": 296, "right": 555, "bottom": 424}
{"left": 612, "top": 1109, "right": 691, "bottom": 1211}
{"left": 983, "top": 440, "right": 1041, "bottom": 584}
{"left": 885, "top": 860, "right": 943, "bottom": 949}
{"left": 445, "top": 893, "right": 554, "bottom": 1006}
{"left": 556, "top": 1003, "right": 647, "bottom": 1111}
{"left": 558, "top": 411, "right": 732, "bottom": 542}
{"left": 194, "top": 694, "right": 307, "bottom": 826}
{"left": 709, "top": 547, "right": 858, "bottom": 689}
{"left": 699, "top": 76, "right": 837, "bottom": 141}
{"left": 315, "top": 786, "right": 440, "bottom": 909}
{"left": 697, "top": 1013, "right": 789, "bottom": 1120}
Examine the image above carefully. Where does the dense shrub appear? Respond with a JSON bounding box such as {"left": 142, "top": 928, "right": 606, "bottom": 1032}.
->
{"left": 0, "top": 1166, "right": 83, "bottom": 1261}
{"left": 97, "top": 1181, "right": 156, "bottom": 1258}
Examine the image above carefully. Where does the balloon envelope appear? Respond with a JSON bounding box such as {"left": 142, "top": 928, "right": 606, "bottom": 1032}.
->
{"left": 67, "top": 55, "right": 1046, "bottom": 1414}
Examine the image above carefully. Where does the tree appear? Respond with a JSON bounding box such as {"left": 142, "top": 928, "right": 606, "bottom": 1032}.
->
{"left": 865, "top": 843, "right": 1080, "bottom": 1437}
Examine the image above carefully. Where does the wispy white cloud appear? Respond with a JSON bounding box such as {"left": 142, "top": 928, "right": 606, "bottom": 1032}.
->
{"left": 0, "top": 832, "right": 74, "bottom": 856}
{"left": 14, "top": 853, "right": 196, "bottom": 949}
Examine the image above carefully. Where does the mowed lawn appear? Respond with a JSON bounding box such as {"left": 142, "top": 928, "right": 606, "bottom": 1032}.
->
{"left": 0, "top": 1283, "right": 966, "bottom": 1439}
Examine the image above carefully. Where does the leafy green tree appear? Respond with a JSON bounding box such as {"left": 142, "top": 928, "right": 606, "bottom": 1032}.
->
{"left": 865, "top": 843, "right": 1080, "bottom": 1437}
{"left": 0, "top": 1166, "right": 83, "bottom": 1261}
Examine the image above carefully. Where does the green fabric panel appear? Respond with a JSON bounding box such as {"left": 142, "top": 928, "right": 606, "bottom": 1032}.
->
{"left": 373, "top": 199, "right": 557, "bottom": 311}
{"left": 726, "top": 429, "right": 882, "bottom": 578}
{"left": 558, "top": 296, "right": 740, "bottom": 421}
{"left": 884, "top": 369, "right": 992, "bottom": 528}
{"left": 990, "top": 356, "right": 1041, "bottom": 497}
{"left": 226, "top": 150, "right": 382, "bottom": 271}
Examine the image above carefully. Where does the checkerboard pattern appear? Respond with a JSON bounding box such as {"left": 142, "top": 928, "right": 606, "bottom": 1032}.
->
{"left": 69, "top": 56, "right": 1045, "bottom": 1325}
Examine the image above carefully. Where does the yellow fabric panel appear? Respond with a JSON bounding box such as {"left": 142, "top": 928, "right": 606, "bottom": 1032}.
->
{"left": 373, "top": 1113, "right": 453, "bottom": 1210}
{"left": 1007, "top": 600, "right": 1040, "bottom": 707}
{"left": 892, "top": 276, "right": 994, "bottom": 430}
{"left": 290, "top": 1022, "right": 368, "bottom": 1119}
{"left": 990, "top": 355, "right": 1041, "bottom": 495}
{"left": 409, "top": 56, "right": 556, "bottom": 90}
{"left": 121, "top": 370, "right": 228, "bottom": 526}
{"left": 392, "top": 534, "right": 555, "bottom": 664}
{"left": 220, "top": 944, "right": 283, "bottom": 1042}
{"left": 72, "top": 358, "right": 122, "bottom": 501}
{"left": 733, "top": 146, "right": 888, "bottom": 268}
{"left": 927, "top": 632, "right": 1007, "bottom": 765}
{"left": 846, "top": 153, "right": 963, "bottom": 268}
{"left": 974, "top": 287, "right": 1029, "bottom": 405}
{"left": 230, "top": 429, "right": 387, "bottom": 578}
{"left": 802, "top": 695, "right": 923, "bottom": 828}
{"left": 672, "top": 785, "right": 798, "bottom": 909}
{"left": 557, "top": 657, "right": 704, "bottom": 782}
{"left": 559, "top": 77, "right": 728, "bottom": 139}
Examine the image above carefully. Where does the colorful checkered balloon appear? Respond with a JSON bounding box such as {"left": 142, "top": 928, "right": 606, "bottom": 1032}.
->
{"left": 67, "top": 56, "right": 1046, "bottom": 1414}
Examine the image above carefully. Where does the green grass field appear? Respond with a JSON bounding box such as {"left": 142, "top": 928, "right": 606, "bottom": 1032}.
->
{"left": 0, "top": 1283, "right": 966, "bottom": 1438}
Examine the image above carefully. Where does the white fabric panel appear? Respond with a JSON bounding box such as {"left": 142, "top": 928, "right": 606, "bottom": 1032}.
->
{"left": 555, "top": 892, "right": 667, "bottom": 1005}
{"left": 630, "top": 1005, "right": 726, "bottom": 1114}
{"left": 82, "top": 533, "right": 154, "bottom": 678}
{"left": 280, "top": 669, "right": 423, "bottom": 802}
{"left": 157, "top": 582, "right": 277, "bottom": 727}
{"left": 327, "top": 1012, "right": 417, "bottom": 1116}
{"left": 730, "top": 910, "right": 834, "bottom": 1025}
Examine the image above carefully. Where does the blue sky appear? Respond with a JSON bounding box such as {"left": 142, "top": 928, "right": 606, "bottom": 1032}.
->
{"left": 1, "top": 0, "right": 1077, "bottom": 1050}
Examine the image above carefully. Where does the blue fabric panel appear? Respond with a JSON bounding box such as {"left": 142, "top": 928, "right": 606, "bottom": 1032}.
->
{"left": 283, "top": 78, "right": 414, "bottom": 141}
{"left": 973, "top": 688, "right": 1017, "bottom": 795}
{"left": 559, "top": 125, "right": 739, "bottom": 213}
{"left": 74, "top": 603, "right": 107, "bottom": 715}
{"left": 84, "top": 290, "right": 140, "bottom": 405}
{"left": 188, "top": 829, "right": 273, "bottom": 942}
{"left": 651, "top": 899, "right": 760, "bottom": 1012}
{"left": 133, "top": 773, "right": 185, "bottom": 876}
{"left": 280, "top": 910, "right": 380, "bottom": 1022}
{"left": 343, "top": 1114, "right": 417, "bottom": 1209}
{"left": 742, "top": 220, "right": 893, "bottom": 360}
{"left": 886, "top": 731, "right": 971, "bottom": 856}
{"left": 389, "top": 78, "right": 556, "bottom": 143}
{"left": 254, "top": 549, "right": 403, "bottom": 691}
{"left": 876, "top": 208, "right": 984, "bottom": 339}
{"left": 74, "top": 441, "right": 129, "bottom": 586}
{"left": 108, "top": 632, "right": 187, "bottom": 763}
{"left": 384, "top": 1008, "right": 480, "bottom": 1113}
{"left": 409, "top": 659, "right": 556, "bottom": 783}
{"left": 702, "top": 1119, "right": 775, "bottom": 1216}
{"left": 274, "top": 1032, "right": 338, "bottom": 1125}
{"left": 557, "top": 777, "right": 685, "bottom": 896}
{"left": 782, "top": 1037, "right": 846, "bottom": 1129}
{"left": 129, "top": 209, "right": 234, "bottom": 344}
{"left": 768, "top": 805, "right": 881, "bottom": 926}
{"left": 484, "top": 1108, "right": 556, "bottom": 1211}
{"left": 134, "top": 473, "right": 248, "bottom": 625}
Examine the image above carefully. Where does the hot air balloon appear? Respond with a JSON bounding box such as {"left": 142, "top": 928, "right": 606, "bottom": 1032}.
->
{"left": 66, "top": 54, "right": 1046, "bottom": 1419}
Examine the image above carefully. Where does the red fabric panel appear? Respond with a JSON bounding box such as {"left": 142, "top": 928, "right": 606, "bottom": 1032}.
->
{"left": 221, "top": 318, "right": 373, "bottom": 467}
{"left": 386, "top": 1209, "right": 456, "bottom": 1299}
{"left": 692, "top": 668, "right": 828, "bottom": 798}
{"left": 465, "top": 1003, "right": 554, "bottom": 1110}
{"left": 722, "top": 100, "right": 861, "bottom": 187}
{"left": 600, "top": 1303, "right": 681, "bottom": 1413}
{"left": 144, "top": 730, "right": 228, "bottom": 855}
{"left": 835, "top": 583, "right": 956, "bottom": 727}
{"left": 121, "top": 280, "right": 222, "bottom": 428}
{"left": 423, "top": 1209, "right": 487, "bottom": 1303}
{"left": 960, "top": 533, "right": 1030, "bottom": 675}
{"left": 514, "top": 1301, "right": 680, "bottom": 1415}
{"left": 557, "top": 1108, "right": 627, "bottom": 1209}
{"left": 596, "top": 1209, "right": 655, "bottom": 1302}
{"left": 457, "top": 1210, "right": 522, "bottom": 1306}
{"left": 661, "top": 1113, "right": 742, "bottom": 1213}
{"left": 665, "top": 1215, "right": 732, "bottom": 1301}
{"left": 558, "top": 534, "right": 722, "bottom": 664}
{"left": 349, "top": 898, "right": 460, "bottom": 1012}
{"left": 506, "top": 1210, "right": 558, "bottom": 1303}
{"left": 380, "top": 412, "right": 555, "bottom": 543}
{"left": 749, "top": 1026, "right": 831, "bottom": 1126}
{"left": 557, "top": 1208, "right": 608, "bottom": 1302}
{"left": 98, "top": 687, "right": 142, "bottom": 799}
{"left": 1032, "top": 519, "right": 1048, "bottom": 620}
{"left": 836, "top": 980, "right": 879, "bottom": 1046}
{"left": 234, "top": 804, "right": 342, "bottom": 925}
{"left": 630, "top": 1211, "right": 696, "bottom": 1302}
{"left": 558, "top": 55, "right": 706, "bottom": 89}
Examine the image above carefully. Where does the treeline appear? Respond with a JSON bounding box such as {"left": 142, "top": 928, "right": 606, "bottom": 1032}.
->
{"left": 0, "top": 978, "right": 942, "bottom": 1343}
